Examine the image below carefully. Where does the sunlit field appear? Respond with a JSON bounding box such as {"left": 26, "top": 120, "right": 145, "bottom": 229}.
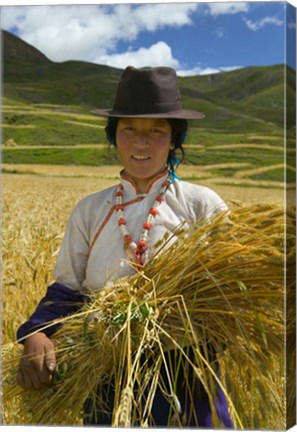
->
{"left": 2, "top": 163, "right": 290, "bottom": 205}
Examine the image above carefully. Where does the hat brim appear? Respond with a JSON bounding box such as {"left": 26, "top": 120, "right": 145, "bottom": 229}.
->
{"left": 91, "top": 108, "right": 205, "bottom": 120}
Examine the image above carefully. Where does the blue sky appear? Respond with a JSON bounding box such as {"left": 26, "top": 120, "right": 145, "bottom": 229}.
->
{"left": 1, "top": 1, "right": 296, "bottom": 75}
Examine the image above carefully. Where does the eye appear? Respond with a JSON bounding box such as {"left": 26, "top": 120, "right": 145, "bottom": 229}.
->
{"left": 150, "top": 128, "right": 164, "bottom": 134}
{"left": 122, "top": 125, "right": 135, "bottom": 132}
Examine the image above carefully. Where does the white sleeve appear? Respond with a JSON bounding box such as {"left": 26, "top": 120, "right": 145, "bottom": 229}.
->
{"left": 201, "top": 188, "right": 228, "bottom": 218}
{"left": 191, "top": 186, "right": 228, "bottom": 223}
{"left": 54, "top": 204, "right": 89, "bottom": 293}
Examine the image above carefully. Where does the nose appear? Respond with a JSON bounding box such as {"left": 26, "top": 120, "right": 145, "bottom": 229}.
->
{"left": 133, "top": 130, "right": 150, "bottom": 147}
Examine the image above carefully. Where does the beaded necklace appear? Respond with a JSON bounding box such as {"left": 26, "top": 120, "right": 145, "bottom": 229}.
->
{"left": 115, "top": 173, "right": 172, "bottom": 268}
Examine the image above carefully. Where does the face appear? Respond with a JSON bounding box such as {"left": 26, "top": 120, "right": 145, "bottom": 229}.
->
{"left": 116, "top": 118, "right": 172, "bottom": 192}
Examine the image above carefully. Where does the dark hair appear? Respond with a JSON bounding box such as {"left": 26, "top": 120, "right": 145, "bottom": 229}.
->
{"left": 105, "top": 117, "right": 187, "bottom": 174}
{"left": 167, "top": 118, "right": 187, "bottom": 173}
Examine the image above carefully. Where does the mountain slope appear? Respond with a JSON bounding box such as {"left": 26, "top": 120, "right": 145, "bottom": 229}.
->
{"left": 2, "top": 29, "right": 294, "bottom": 133}
{"left": 3, "top": 30, "right": 50, "bottom": 63}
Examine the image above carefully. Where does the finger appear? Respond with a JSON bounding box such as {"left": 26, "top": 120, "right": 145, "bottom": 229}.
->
{"left": 39, "top": 360, "right": 54, "bottom": 386}
{"left": 29, "top": 350, "right": 53, "bottom": 386}
{"left": 17, "top": 366, "right": 42, "bottom": 390}
{"left": 23, "top": 359, "right": 44, "bottom": 389}
{"left": 23, "top": 350, "right": 44, "bottom": 372}
{"left": 45, "top": 346, "right": 56, "bottom": 372}
{"left": 20, "top": 353, "right": 49, "bottom": 389}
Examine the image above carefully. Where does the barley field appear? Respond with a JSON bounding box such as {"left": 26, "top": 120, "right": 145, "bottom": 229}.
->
{"left": 1, "top": 164, "right": 294, "bottom": 427}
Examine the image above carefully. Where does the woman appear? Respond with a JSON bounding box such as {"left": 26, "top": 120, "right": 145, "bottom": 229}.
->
{"left": 16, "top": 66, "right": 233, "bottom": 428}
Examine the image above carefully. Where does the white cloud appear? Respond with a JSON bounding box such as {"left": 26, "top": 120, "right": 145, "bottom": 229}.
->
{"left": 219, "top": 65, "right": 244, "bottom": 73}
{"left": 1, "top": 4, "right": 199, "bottom": 62}
{"left": 133, "top": 3, "right": 199, "bottom": 32}
{"left": 213, "top": 27, "right": 228, "bottom": 39}
{"left": 2, "top": 5, "right": 115, "bottom": 61}
{"left": 0, "top": 2, "right": 276, "bottom": 78}
{"left": 177, "top": 65, "right": 243, "bottom": 77}
{"left": 205, "top": 2, "right": 250, "bottom": 17}
{"left": 95, "top": 41, "right": 180, "bottom": 70}
{"left": 243, "top": 16, "right": 283, "bottom": 31}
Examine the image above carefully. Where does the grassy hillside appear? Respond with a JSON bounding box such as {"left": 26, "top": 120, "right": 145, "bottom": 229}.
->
{"left": 2, "top": 30, "right": 295, "bottom": 132}
{"left": 1, "top": 30, "right": 296, "bottom": 187}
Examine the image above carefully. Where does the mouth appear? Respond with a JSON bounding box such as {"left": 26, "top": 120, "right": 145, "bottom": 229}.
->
{"left": 131, "top": 154, "right": 151, "bottom": 161}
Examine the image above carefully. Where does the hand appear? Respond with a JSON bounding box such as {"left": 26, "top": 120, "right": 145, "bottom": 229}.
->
{"left": 16, "top": 332, "right": 56, "bottom": 390}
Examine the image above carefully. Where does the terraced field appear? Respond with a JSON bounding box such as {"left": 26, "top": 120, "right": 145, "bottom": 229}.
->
{"left": 2, "top": 101, "right": 295, "bottom": 196}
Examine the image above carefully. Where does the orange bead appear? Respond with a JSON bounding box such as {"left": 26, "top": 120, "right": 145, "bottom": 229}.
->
{"left": 124, "top": 234, "right": 132, "bottom": 243}
{"left": 149, "top": 207, "right": 158, "bottom": 216}
{"left": 137, "top": 240, "right": 147, "bottom": 250}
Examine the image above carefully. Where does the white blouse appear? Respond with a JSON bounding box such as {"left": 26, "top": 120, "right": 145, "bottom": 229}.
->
{"left": 54, "top": 171, "right": 227, "bottom": 294}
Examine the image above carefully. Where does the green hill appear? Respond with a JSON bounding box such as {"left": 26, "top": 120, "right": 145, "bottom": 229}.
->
{"left": 2, "top": 29, "right": 295, "bottom": 133}
{"left": 1, "top": 29, "right": 295, "bottom": 185}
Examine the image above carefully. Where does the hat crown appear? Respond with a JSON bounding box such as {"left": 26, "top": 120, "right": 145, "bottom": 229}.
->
{"left": 113, "top": 66, "right": 182, "bottom": 115}
{"left": 91, "top": 65, "right": 205, "bottom": 119}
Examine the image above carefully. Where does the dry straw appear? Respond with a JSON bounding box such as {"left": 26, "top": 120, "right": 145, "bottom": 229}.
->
{"left": 2, "top": 203, "right": 295, "bottom": 428}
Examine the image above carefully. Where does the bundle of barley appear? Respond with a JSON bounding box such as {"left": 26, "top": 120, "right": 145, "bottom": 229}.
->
{"left": 3, "top": 203, "right": 294, "bottom": 428}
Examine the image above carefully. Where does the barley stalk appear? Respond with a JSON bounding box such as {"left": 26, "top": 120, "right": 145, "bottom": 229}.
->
{"left": 2, "top": 202, "right": 294, "bottom": 428}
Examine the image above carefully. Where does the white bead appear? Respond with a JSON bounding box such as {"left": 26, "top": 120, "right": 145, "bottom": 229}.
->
{"left": 129, "top": 242, "right": 137, "bottom": 250}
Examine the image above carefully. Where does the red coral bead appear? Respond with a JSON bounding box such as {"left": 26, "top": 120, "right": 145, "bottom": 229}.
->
{"left": 155, "top": 195, "right": 163, "bottom": 203}
{"left": 124, "top": 234, "right": 132, "bottom": 243}
{"left": 115, "top": 204, "right": 124, "bottom": 211}
{"left": 143, "top": 222, "right": 152, "bottom": 230}
{"left": 137, "top": 240, "right": 147, "bottom": 250}
{"left": 162, "top": 180, "right": 170, "bottom": 188}
{"left": 118, "top": 218, "right": 126, "bottom": 225}
{"left": 149, "top": 207, "right": 158, "bottom": 216}
{"left": 116, "top": 191, "right": 123, "bottom": 197}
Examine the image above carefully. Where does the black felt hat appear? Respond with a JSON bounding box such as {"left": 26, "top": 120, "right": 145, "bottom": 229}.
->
{"left": 91, "top": 66, "right": 205, "bottom": 119}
